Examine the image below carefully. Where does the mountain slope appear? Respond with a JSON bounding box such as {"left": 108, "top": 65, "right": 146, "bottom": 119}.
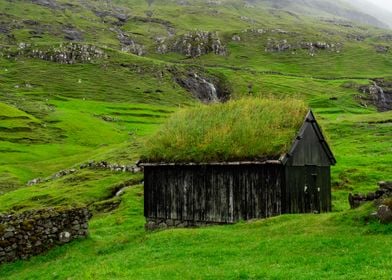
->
{"left": 0, "top": 0, "right": 390, "bottom": 207}
{"left": 254, "top": 0, "right": 389, "bottom": 28}
{"left": 0, "top": 0, "right": 390, "bottom": 201}
{"left": 346, "top": 0, "right": 392, "bottom": 28}
{"left": 0, "top": 0, "right": 391, "bottom": 278}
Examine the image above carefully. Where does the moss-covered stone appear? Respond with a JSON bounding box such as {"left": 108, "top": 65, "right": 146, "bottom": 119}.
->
{"left": 0, "top": 206, "right": 91, "bottom": 264}
{"left": 384, "top": 198, "right": 392, "bottom": 209}
{"left": 0, "top": 240, "right": 10, "bottom": 247}
{"left": 21, "top": 220, "right": 34, "bottom": 231}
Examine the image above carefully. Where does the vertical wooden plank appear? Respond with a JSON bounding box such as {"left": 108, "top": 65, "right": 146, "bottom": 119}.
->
{"left": 204, "top": 166, "right": 212, "bottom": 222}
{"left": 201, "top": 165, "right": 207, "bottom": 221}
{"left": 232, "top": 165, "right": 240, "bottom": 222}
{"left": 192, "top": 166, "right": 199, "bottom": 222}
{"left": 143, "top": 167, "right": 150, "bottom": 218}
{"left": 227, "top": 168, "right": 234, "bottom": 223}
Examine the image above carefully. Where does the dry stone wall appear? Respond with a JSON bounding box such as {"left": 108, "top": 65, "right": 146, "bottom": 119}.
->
{"left": 0, "top": 206, "right": 91, "bottom": 264}
{"left": 349, "top": 181, "right": 392, "bottom": 224}
{"left": 145, "top": 218, "right": 222, "bottom": 231}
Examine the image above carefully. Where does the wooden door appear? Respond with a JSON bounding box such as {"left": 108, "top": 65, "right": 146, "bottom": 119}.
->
{"left": 304, "top": 165, "right": 320, "bottom": 213}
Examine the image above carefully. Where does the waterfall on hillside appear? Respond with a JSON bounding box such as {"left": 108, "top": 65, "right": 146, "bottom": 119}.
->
{"left": 203, "top": 78, "right": 219, "bottom": 102}
{"left": 193, "top": 73, "right": 219, "bottom": 102}
{"left": 373, "top": 82, "right": 387, "bottom": 105}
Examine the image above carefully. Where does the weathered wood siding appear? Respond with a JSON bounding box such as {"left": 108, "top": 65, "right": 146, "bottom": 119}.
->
{"left": 283, "top": 166, "right": 331, "bottom": 213}
{"left": 286, "top": 120, "right": 332, "bottom": 167}
{"left": 144, "top": 164, "right": 283, "bottom": 223}
{"left": 281, "top": 116, "right": 333, "bottom": 214}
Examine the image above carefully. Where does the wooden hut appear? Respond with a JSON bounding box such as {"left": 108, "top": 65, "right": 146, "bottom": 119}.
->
{"left": 141, "top": 100, "right": 336, "bottom": 229}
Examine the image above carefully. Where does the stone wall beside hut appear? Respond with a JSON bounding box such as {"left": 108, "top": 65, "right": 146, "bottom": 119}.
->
{"left": 0, "top": 206, "right": 91, "bottom": 264}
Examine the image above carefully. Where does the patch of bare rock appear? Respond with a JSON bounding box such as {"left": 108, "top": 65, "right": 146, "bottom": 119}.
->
{"left": 358, "top": 79, "right": 392, "bottom": 112}
{"left": 349, "top": 181, "right": 392, "bottom": 224}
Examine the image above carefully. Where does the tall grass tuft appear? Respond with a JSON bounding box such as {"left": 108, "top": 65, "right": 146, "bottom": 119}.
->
{"left": 142, "top": 97, "right": 308, "bottom": 162}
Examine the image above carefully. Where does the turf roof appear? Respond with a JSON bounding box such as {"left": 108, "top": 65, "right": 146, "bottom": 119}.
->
{"left": 141, "top": 97, "right": 308, "bottom": 163}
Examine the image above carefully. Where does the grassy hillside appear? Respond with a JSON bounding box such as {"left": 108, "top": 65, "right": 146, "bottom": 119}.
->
{"left": 0, "top": 0, "right": 391, "bottom": 278}
{"left": 0, "top": 186, "right": 391, "bottom": 279}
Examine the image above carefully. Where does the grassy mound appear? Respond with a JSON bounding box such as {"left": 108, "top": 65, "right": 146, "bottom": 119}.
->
{"left": 142, "top": 97, "right": 308, "bottom": 163}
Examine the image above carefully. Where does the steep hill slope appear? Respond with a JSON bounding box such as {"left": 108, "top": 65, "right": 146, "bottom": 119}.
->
{"left": 0, "top": 0, "right": 390, "bottom": 211}
{"left": 258, "top": 0, "right": 389, "bottom": 28}
{"left": 347, "top": 0, "right": 392, "bottom": 28}
{"left": 0, "top": 0, "right": 391, "bottom": 278}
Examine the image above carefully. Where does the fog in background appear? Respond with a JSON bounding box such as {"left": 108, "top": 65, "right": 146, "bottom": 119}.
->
{"left": 347, "top": 0, "right": 392, "bottom": 27}
{"left": 366, "top": 0, "right": 392, "bottom": 12}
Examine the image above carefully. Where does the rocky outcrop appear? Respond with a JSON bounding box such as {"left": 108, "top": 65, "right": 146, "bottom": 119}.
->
{"left": 173, "top": 71, "right": 230, "bottom": 103}
{"left": 156, "top": 36, "right": 169, "bottom": 54}
{"left": 377, "top": 204, "right": 392, "bottom": 224}
{"left": 349, "top": 181, "right": 392, "bottom": 224}
{"left": 11, "top": 43, "right": 107, "bottom": 64}
{"left": 265, "top": 39, "right": 342, "bottom": 55}
{"left": 120, "top": 39, "right": 145, "bottom": 56}
{"left": 359, "top": 79, "right": 392, "bottom": 111}
{"left": 170, "top": 31, "right": 227, "bottom": 58}
{"left": 31, "top": 0, "right": 59, "bottom": 9}
{"left": 232, "top": 35, "right": 241, "bottom": 41}
{"left": 243, "top": 28, "right": 266, "bottom": 34}
{"left": 349, "top": 181, "right": 392, "bottom": 207}
{"left": 206, "top": 0, "right": 222, "bottom": 6}
{"left": 346, "top": 34, "right": 366, "bottom": 41}
{"left": 63, "top": 28, "right": 84, "bottom": 41}
{"left": 0, "top": 206, "right": 91, "bottom": 264}
{"left": 375, "top": 45, "right": 389, "bottom": 54}
{"left": 0, "top": 24, "right": 9, "bottom": 35}
{"left": 110, "top": 27, "right": 145, "bottom": 56}
{"left": 266, "top": 39, "right": 292, "bottom": 52}
{"left": 156, "top": 31, "right": 226, "bottom": 57}
{"left": 377, "top": 34, "right": 392, "bottom": 41}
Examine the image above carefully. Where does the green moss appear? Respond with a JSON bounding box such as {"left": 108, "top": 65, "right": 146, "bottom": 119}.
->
{"left": 21, "top": 220, "right": 34, "bottom": 231}
{"left": 142, "top": 97, "right": 308, "bottom": 162}
{"left": 384, "top": 198, "right": 392, "bottom": 209}
{"left": 0, "top": 224, "right": 5, "bottom": 235}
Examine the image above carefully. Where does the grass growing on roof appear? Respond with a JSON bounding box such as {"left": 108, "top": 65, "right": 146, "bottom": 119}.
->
{"left": 142, "top": 97, "right": 308, "bottom": 163}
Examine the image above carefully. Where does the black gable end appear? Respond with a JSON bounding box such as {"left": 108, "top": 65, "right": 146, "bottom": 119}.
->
{"left": 282, "top": 110, "right": 336, "bottom": 167}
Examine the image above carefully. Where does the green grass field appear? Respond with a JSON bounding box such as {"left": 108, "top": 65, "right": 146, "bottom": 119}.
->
{"left": 0, "top": 187, "right": 391, "bottom": 280}
{"left": 0, "top": 0, "right": 391, "bottom": 278}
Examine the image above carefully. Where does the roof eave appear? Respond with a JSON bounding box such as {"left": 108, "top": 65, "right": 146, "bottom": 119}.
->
{"left": 139, "top": 160, "right": 283, "bottom": 167}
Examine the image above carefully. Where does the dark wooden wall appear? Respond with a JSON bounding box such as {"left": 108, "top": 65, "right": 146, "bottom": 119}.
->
{"left": 283, "top": 166, "right": 331, "bottom": 213}
{"left": 144, "top": 164, "right": 283, "bottom": 224}
{"left": 283, "top": 116, "right": 333, "bottom": 213}
{"left": 144, "top": 114, "right": 334, "bottom": 225}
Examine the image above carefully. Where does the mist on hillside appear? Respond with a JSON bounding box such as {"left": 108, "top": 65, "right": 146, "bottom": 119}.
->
{"left": 347, "top": 0, "right": 392, "bottom": 27}
{"left": 243, "top": 0, "right": 392, "bottom": 29}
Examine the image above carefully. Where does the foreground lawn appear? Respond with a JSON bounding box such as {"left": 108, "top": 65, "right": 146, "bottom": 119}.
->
{"left": 1, "top": 186, "right": 391, "bottom": 280}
